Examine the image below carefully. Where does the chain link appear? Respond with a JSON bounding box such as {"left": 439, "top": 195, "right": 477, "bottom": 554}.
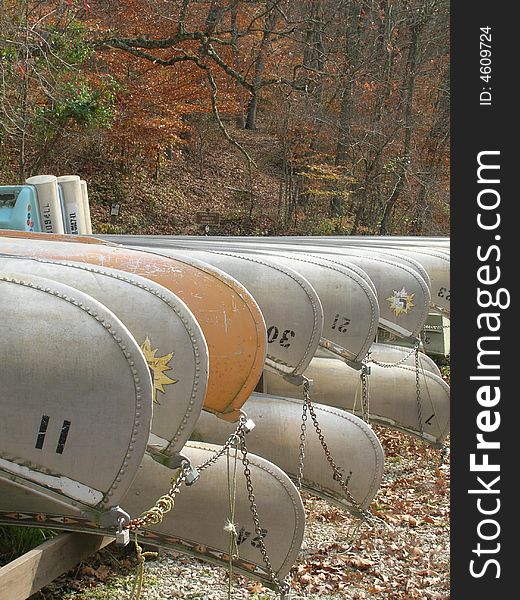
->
{"left": 296, "top": 401, "right": 308, "bottom": 490}
{"left": 414, "top": 342, "right": 424, "bottom": 436}
{"left": 239, "top": 433, "right": 291, "bottom": 596}
{"left": 367, "top": 338, "right": 420, "bottom": 369}
{"left": 126, "top": 417, "right": 248, "bottom": 531}
{"left": 301, "top": 378, "right": 370, "bottom": 521}
{"left": 360, "top": 364, "right": 370, "bottom": 423}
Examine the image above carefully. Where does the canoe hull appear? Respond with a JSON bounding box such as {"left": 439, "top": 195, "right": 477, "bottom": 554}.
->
{"left": 136, "top": 247, "right": 324, "bottom": 377}
{"left": 0, "top": 233, "right": 267, "bottom": 421}
{"left": 263, "top": 357, "right": 450, "bottom": 446}
{"left": 192, "top": 392, "right": 384, "bottom": 513}
{"left": 0, "top": 272, "right": 153, "bottom": 511}
{"left": 0, "top": 442, "right": 305, "bottom": 585}
{"left": 0, "top": 255, "right": 209, "bottom": 456}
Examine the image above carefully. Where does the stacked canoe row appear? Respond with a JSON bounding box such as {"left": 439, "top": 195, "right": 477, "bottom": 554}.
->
{"left": 0, "top": 230, "right": 449, "bottom": 589}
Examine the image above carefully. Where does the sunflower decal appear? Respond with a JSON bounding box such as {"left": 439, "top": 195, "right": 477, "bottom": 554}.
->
{"left": 386, "top": 288, "right": 415, "bottom": 316}
{"left": 140, "top": 337, "right": 177, "bottom": 403}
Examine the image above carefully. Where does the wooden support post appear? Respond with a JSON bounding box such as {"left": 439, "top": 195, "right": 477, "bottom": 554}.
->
{"left": 0, "top": 532, "right": 113, "bottom": 600}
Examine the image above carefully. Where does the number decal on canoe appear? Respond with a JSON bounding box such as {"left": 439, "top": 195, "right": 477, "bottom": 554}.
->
{"left": 267, "top": 326, "right": 295, "bottom": 348}
{"left": 35, "top": 415, "right": 50, "bottom": 450}
{"left": 56, "top": 420, "right": 72, "bottom": 454}
{"left": 236, "top": 526, "right": 268, "bottom": 547}
{"left": 279, "top": 329, "right": 295, "bottom": 348}
{"left": 35, "top": 415, "right": 71, "bottom": 454}
{"left": 425, "top": 414, "right": 435, "bottom": 426}
{"left": 438, "top": 287, "right": 450, "bottom": 301}
{"left": 251, "top": 528, "right": 268, "bottom": 548}
{"left": 331, "top": 314, "right": 351, "bottom": 333}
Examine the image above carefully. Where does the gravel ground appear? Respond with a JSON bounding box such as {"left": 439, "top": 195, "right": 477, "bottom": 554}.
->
{"left": 34, "top": 427, "right": 450, "bottom": 600}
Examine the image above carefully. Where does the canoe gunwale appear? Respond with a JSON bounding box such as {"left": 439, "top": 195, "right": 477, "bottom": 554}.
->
{"left": 252, "top": 250, "right": 380, "bottom": 364}
{"left": 128, "top": 248, "right": 268, "bottom": 422}
{"left": 0, "top": 254, "right": 209, "bottom": 456}
{"left": 0, "top": 272, "right": 153, "bottom": 510}
{"left": 184, "top": 249, "right": 324, "bottom": 377}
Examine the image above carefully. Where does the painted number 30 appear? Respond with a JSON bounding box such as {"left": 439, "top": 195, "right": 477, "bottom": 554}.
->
{"left": 267, "top": 326, "right": 295, "bottom": 348}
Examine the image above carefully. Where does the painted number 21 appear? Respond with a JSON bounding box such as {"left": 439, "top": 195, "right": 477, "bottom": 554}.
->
{"left": 331, "top": 314, "right": 351, "bottom": 333}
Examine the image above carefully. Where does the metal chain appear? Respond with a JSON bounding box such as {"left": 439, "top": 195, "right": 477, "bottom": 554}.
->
{"left": 415, "top": 342, "right": 424, "bottom": 436}
{"left": 302, "top": 378, "right": 369, "bottom": 521}
{"left": 422, "top": 323, "right": 451, "bottom": 330}
{"left": 367, "top": 338, "right": 420, "bottom": 369}
{"left": 360, "top": 364, "right": 370, "bottom": 423}
{"left": 126, "top": 461, "right": 191, "bottom": 530}
{"left": 197, "top": 415, "right": 248, "bottom": 473}
{"left": 126, "top": 417, "right": 248, "bottom": 531}
{"left": 123, "top": 416, "right": 293, "bottom": 596}
{"left": 239, "top": 433, "right": 292, "bottom": 597}
{"left": 296, "top": 400, "right": 308, "bottom": 490}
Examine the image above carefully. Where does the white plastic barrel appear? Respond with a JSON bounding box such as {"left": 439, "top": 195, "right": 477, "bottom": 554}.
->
{"left": 80, "top": 179, "right": 93, "bottom": 234}
{"left": 57, "top": 175, "right": 87, "bottom": 235}
{"left": 25, "top": 175, "right": 65, "bottom": 234}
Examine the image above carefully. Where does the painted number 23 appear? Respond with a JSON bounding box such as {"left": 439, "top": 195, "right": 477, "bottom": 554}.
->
{"left": 438, "top": 287, "right": 450, "bottom": 301}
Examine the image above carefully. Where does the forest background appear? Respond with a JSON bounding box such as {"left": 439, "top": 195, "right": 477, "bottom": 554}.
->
{"left": 0, "top": 0, "right": 450, "bottom": 237}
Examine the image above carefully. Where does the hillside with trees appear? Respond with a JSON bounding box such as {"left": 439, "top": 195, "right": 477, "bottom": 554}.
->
{"left": 0, "top": 0, "right": 450, "bottom": 236}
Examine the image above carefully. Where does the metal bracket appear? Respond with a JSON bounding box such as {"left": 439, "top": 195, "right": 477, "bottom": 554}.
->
{"left": 97, "top": 506, "right": 131, "bottom": 529}
{"left": 282, "top": 374, "right": 313, "bottom": 388}
{"left": 345, "top": 359, "right": 364, "bottom": 371}
{"left": 148, "top": 449, "right": 190, "bottom": 470}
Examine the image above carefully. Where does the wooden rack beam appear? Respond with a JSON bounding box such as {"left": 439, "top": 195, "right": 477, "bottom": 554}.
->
{"left": 0, "top": 532, "right": 113, "bottom": 600}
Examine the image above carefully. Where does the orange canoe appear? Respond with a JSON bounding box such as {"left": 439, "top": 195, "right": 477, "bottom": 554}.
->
{"left": 0, "top": 230, "right": 267, "bottom": 421}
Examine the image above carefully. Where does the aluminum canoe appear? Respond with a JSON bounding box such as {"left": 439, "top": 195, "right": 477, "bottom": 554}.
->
{"left": 219, "top": 243, "right": 431, "bottom": 340}
{"left": 100, "top": 234, "right": 450, "bottom": 250}
{"left": 255, "top": 242, "right": 441, "bottom": 324}
{"left": 192, "top": 393, "right": 384, "bottom": 515}
{"left": 0, "top": 442, "right": 304, "bottom": 586}
{"left": 128, "top": 247, "right": 324, "bottom": 378}
{"left": 315, "top": 341, "right": 441, "bottom": 376}
{"left": 0, "top": 272, "right": 153, "bottom": 514}
{"left": 0, "top": 255, "right": 209, "bottom": 458}
{"left": 0, "top": 231, "right": 266, "bottom": 422}
{"left": 200, "top": 242, "right": 429, "bottom": 341}
{"left": 263, "top": 357, "right": 450, "bottom": 447}
{"left": 186, "top": 235, "right": 450, "bottom": 317}
{"left": 377, "top": 247, "right": 450, "bottom": 316}
{"left": 103, "top": 235, "right": 429, "bottom": 341}
{"left": 112, "top": 238, "right": 380, "bottom": 368}
{"left": 280, "top": 238, "right": 450, "bottom": 317}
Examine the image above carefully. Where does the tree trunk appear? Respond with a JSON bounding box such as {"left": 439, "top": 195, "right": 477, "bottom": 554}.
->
{"left": 335, "top": 1, "right": 361, "bottom": 166}
{"left": 379, "top": 21, "right": 419, "bottom": 234}
{"left": 412, "top": 61, "right": 450, "bottom": 233}
{"left": 245, "top": 1, "right": 279, "bottom": 130}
